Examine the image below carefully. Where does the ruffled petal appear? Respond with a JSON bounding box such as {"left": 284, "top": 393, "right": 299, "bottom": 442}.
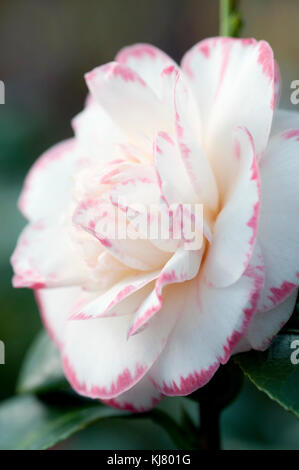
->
{"left": 182, "top": 37, "right": 274, "bottom": 197}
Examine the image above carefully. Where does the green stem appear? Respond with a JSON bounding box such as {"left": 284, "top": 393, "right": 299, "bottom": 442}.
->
{"left": 220, "top": 0, "right": 243, "bottom": 37}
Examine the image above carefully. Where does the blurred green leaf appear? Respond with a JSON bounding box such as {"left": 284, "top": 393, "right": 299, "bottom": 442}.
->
{"left": 17, "top": 330, "right": 67, "bottom": 394}
{"left": 0, "top": 394, "right": 128, "bottom": 450}
{"left": 143, "top": 409, "right": 194, "bottom": 449}
{"left": 235, "top": 333, "right": 299, "bottom": 418}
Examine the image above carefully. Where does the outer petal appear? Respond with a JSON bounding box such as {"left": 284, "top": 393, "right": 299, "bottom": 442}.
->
{"left": 103, "top": 375, "right": 163, "bottom": 412}
{"left": 182, "top": 37, "right": 274, "bottom": 197}
{"left": 35, "top": 286, "right": 84, "bottom": 347}
{"left": 72, "top": 271, "right": 158, "bottom": 320}
{"left": 247, "top": 289, "right": 298, "bottom": 351}
{"left": 257, "top": 129, "right": 299, "bottom": 312}
{"left": 85, "top": 62, "right": 170, "bottom": 151}
{"left": 62, "top": 285, "right": 183, "bottom": 399}
{"left": 149, "top": 250, "right": 264, "bottom": 396}
{"left": 127, "top": 246, "right": 203, "bottom": 337}
{"left": 11, "top": 222, "right": 89, "bottom": 289}
{"left": 115, "top": 43, "right": 177, "bottom": 98}
{"left": 203, "top": 127, "right": 260, "bottom": 287}
{"left": 18, "top": 139, "right": 77, "bottom": 222}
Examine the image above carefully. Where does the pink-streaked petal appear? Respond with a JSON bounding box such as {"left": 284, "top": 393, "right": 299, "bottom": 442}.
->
{"left": 108, "top": 172, "right": 181, "bottom": 253}
{"left": 72, "top": 271, "right": 158, "bottom": 320}
{"left": 149, "top": 249, "right": 264, "bottom": 396}
{"left": 103, "top": 375, "right": 163, "bottom": 412}
{"left": 256, "top": 129, "right": 299, "bottom": 311}
{"left": 18, "top": 139, "right": 77, "bottom": 222}
{"left": 175, "top": 74, "right": 219, "bottom": 213}
{"left": 127, "top": 247, "right": 203, "bottom": 337}
{"left": 182, "top": 37, "right": 274, "bottom": 197}
{"left": 11, "top": 222, "right": 90, "bottom": 289}
{"left": 62, "top": 285, "right": 182, "bottom": 399}
{"left": 116, "top": 43, "right": 177, "bottom": 97}
{"left": 35, "top": 286, "right": 85, "bottom": 347}
{"left": 85, "top": 62, "right": 169, "bottom": 151}
{"left": 73, "top": 198, "right": 170, "bottom": 271}
{"left": 203, "top": 126, "right": 260, "bottom": 288}
{"left": 247, "top": 289, "right": 298, "bottom": 351}
{"left": 154, "top": 131, "right": 198, "bottom": 205}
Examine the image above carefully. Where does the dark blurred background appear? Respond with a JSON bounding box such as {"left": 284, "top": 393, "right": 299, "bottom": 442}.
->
{"left": 0, "top": 0, "right": 299, "bottom": 449}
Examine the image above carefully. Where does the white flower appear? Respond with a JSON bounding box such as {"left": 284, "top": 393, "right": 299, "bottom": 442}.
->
{"left": 11, "top": 39, "right": 299, "bottom": 411}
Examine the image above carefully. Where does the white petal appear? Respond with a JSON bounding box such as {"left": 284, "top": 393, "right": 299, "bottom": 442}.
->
{"left": 150, "top": 250, "right": 264, "bottom": 396}
{"left": 257, "top": 129, "right": 299, "bottom": 311}
{"left": 18, "top": 140, "right": 77, "bottom": 222}
{"left": 35, "top": 286, "right": 84, "bottom": 347}
{"left": 116, "top": 43, "right": 177, "bottom": 97}
{"left": 11, "top": 221, "right": 89, "bottom": 289}
{"left": 62, "top": 285, "right": 182, "bottom": 399}
{"left": 203, "top": 127, "right": 260, "bottom": 287}
{"left": 127, "top": 247, "right": 203, "bottom": 337}
{"left": 182, "top": 38, "right": 274, "bottom": 197}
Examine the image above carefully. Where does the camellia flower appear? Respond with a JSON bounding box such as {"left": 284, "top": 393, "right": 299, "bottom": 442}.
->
{"left": 11, "top": 38, "right": 299, "bottom": 412}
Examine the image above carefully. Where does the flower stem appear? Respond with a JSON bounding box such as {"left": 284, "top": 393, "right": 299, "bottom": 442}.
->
{"left": 189, "top": 361, "right": 243, "bottom": 450}
{"left": 219, "top": 0, "right": 243, "bottom": 37}
{"left": 198, "top": 402, "right": 221, "bottom": 450}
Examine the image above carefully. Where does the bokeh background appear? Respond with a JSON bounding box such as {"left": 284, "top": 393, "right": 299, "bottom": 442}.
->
{"left": 0, "top": 0, "right": 299, "bottom": 449}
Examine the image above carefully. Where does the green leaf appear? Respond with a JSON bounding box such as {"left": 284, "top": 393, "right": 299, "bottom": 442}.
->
{"left": 235, "top": 333, "right": 299, "bottom": 417}
{"left": 143, "top": 409, "right": 194, "bottom": 449}
{"left": 17, "top": 330, "right": 67, "bottom": 394}
{"left": 0, "top": 394, "right": 128, "bottom": 450}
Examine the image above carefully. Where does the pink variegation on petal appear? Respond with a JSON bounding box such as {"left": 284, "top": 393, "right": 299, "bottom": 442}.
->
{"left": 116, "top": 43, "right": 177, "bottom": 97}
{"left": 72, "top": 271, "right": 158, "bottom": 320}
{"left": 149, "top": 247, "right": 264, "bottom": 396}
{"left": 203, "top": 126, "right": 260, "bottom": 288}
{"left": 174, "top": 74, "right": 219, "bottom": 213}
{"left": 127, "top": 247, "right": 203, "bottom": 337}
{"left": 182, "top": 37, "right": 274, "bottom": 197}
{"left": 85, "top": 62, "right": 170, "bottom": 151}
{"left": 62, "top": 286, "right": 182, "bottom": 399}
{"left": 103, "top": 375, "right": 163, "bottom": 412}
{"left": 73, "top": 197, "right": 170, "bottom": 271}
